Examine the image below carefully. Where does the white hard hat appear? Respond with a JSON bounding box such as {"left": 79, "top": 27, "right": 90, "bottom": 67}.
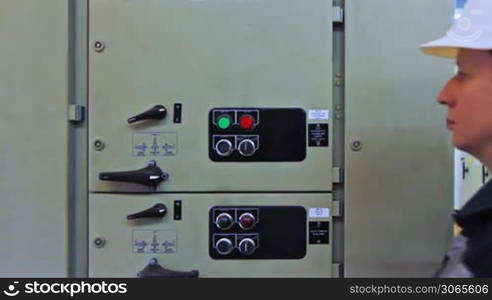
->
{"left": 421, "top": 0, "right": 492, "bottom": 58}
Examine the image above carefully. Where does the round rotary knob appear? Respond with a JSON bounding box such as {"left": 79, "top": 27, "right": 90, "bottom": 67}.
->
{"left": 238, "top": 139, "right": 256, "bottom": 157}
{"left": 238, "top": 238, "right": 256, "bottom": 256}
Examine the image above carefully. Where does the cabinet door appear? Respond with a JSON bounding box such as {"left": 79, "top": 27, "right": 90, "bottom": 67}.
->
{"left": 344, "top": 0, "right": 455, "bottom": 277}
{"left": 0, "top": 0, "right": 69, "bottom": 276}
{"left": 89, "top": 0, "right": 333, "bottom": 192}
{"left": 89, "top": 194, "right": 333, "bottom": 277}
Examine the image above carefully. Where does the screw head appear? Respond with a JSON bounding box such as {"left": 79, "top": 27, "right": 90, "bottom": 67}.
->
{"left": 350, "top": 139, "right": 363, "bottom": 151}
{"left": 94, "top": 41, "right": 105, "bottom": 52}
{"left": 94, "top": 237, "right": 106, "bottom": 248}
{"left": 94, "top": 139, "right": 105, "bottom": 151}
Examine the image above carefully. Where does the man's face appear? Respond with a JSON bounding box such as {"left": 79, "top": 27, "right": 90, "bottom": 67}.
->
{"left": 437, "top": 49, "right": 492, "bottom": 158}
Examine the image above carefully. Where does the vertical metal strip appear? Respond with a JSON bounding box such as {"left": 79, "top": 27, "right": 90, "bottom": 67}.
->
{"left": 68, "top": 0, "right": 89, "bottom": 277}
{"left": 332, "top": 0, "right": 346, "bottom": 278}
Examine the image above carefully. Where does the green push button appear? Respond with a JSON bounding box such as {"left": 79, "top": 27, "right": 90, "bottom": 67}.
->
{"left": 217, "top": 115, "right": 232, "bottom": 130}
{"left": 216, "top": 213, "right": 233, "bottom": 230}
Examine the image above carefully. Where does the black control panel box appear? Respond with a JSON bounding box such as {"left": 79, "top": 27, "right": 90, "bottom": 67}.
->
{"left": 209, "top": 108, "right": 306, "bottom": 162}
{"left": 209, "top": 206, "right": 307, "bottom": 259}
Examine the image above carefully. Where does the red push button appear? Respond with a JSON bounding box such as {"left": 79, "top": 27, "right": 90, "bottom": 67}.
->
{"left": 239, "top": 115, "right": 255, "bottom": 130}
{"left": 238, "top": 213, "right": 256, "bottom": 230}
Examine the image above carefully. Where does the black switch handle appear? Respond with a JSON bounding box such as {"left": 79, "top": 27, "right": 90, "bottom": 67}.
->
{"left": 128, "top": 105, "right": 167, "bottom": 124}
{"left": 137, "top": 258, "right": 199, "bottom": 278}
{"left": 127, "top": 203, "right": 167, "bottom": 220}
{"left": 99, "top": 161, "right": 169, "bottom": 187}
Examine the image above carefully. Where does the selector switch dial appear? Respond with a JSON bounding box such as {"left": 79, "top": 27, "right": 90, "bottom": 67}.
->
{"left": 215, "top": 238, "right": 234, "bottom": 255}
{"left": 238, "top": 139, "right": 256, "bottom": 157}
{"left": 238, "top": 238, "right": 256, "bottom": 256}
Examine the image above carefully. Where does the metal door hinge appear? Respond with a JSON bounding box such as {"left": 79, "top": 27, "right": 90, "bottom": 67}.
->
{"left": 332, "top": 201, "right": 342, "bottom": 218}
{"left": 332, "top": 167, "right": 344, "bottom": 184}
{"left": 332, "top": 263, "right": 342, "bottom": 278}
{"left": 69, "top": 104, "right": 85, "bottom": 122}
{"left": 333, "top": 6, "right": 344, "bottom": 23}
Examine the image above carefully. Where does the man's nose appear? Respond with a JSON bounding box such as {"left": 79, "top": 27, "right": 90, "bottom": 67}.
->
{"left": 436, "top": 79, "right": 456, "bottom": 106}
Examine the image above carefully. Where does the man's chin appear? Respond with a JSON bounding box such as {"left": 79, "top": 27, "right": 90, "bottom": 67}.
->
{"left": 453, "top": 138, "right": 473, "bottom": 154}
{"left": 453, "top": 137, "right": 470, "bottom": 152}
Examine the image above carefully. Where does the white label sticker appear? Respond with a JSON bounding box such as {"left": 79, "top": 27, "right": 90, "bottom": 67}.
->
{"left": 309, "top": 208, "right": 330, "bottom": 218}
{"left": 308, "top": 109, "right": 329, "bottom": 120}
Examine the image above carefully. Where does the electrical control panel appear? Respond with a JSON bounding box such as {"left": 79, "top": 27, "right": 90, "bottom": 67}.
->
{"left": 88, "top": 0, "right": 333, "bottom": 193}
{"left": 209, "top": 206, "right": 307, "bottom": 259}
{"left": 88, "top": 0, "right": 334, "bottom": 278}
{"left": 209, "top": 108, "right": 307, "bottom": 162}
{"left": 89, "top": 194, "right": 333, "bottom": 277}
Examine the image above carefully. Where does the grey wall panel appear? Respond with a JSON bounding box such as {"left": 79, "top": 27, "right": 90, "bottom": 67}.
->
{"left": 0, "top": 0, "right": 69, "bottom": 276}
{"left": 344, "top": 0, "right": 455, "bottom": 277}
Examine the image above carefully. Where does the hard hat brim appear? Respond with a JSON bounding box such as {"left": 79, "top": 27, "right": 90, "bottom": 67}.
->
{"left": 421, "top": 33, "right": 492, "bottom": 59}
{"left": 421, "top": 37, "right": 461, "bottom": 59}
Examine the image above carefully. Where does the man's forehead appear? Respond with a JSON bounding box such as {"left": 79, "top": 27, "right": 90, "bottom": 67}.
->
{"left": 457, "top": 50, "right": 473, "bottom": 67}
{"left": 457, "top": 49, "right": 492, "bottom": 68}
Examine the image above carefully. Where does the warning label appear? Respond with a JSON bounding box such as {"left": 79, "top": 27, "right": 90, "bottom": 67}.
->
{"left": 308, "top": 123, "right": 329, "bottom": 147}
{"left": 309, "top": 221, "right": 330, "bottom": 244}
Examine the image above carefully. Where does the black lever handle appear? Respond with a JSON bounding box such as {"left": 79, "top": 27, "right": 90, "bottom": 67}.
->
{"left": 99, "top": 161, "right": 169, "bottom": 187}
{"left": 128, "top": 105, "right": 167, "bottom": 124}
{"left": 137, "top": 258, "right": 199, "bottom": 278}
{"left": 127, "top": 203, "right": 167, "bottom": 220}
